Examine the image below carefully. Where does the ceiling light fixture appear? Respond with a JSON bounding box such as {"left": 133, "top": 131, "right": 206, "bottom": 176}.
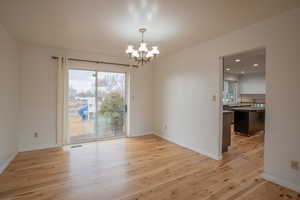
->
{"left": 235, "top": 59, "right": 241, "bottom": 62}
{"left": 241, "top": 71, "right": 245, "bottom": 74}
{"left": 126, "top": 28, "right": 160, "bottom": 65}
{"left": 226, "top": 68, "right": 231, "bottom": 71}
{"left": 253, "top": 63, "right": 259, "bottom": 67}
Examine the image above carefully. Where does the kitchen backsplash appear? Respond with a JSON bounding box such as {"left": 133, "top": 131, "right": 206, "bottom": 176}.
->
{"left": 240, "top": 94, "right": 265, "bottom": 104}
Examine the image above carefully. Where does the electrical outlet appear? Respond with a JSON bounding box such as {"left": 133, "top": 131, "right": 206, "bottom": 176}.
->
{"left": 34, "top": 132, "right": 38, "bottom": 138}
{"left": 291, "top": 160, "right": 299, "bottom": 170}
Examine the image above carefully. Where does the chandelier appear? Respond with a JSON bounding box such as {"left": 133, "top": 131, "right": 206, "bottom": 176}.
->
{"left": 125, "top": 28, "right": 160, "bottom": 65}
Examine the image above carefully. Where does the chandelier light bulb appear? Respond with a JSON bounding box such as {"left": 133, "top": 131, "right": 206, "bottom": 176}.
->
{"left": 151, "top": 46, "right": 160, "bottom": 55}
{"left": 139, "top": 43, "right": 148, "bottom": 52}
{"left": 126, "top": 45, "right": 134, "bottom": 54}
{"left": 146, "top": 51, "right": 154, "bottom": 58}
{"left": 132, "top": 50, "right": 139, "bottom": 58}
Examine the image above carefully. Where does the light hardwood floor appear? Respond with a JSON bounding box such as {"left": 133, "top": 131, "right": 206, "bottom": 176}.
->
{"left": 0, "top": 134, "right": 299, "bottom": 200}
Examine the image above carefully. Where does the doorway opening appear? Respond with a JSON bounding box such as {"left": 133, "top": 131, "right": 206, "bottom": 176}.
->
{"left": 220, "top": 48, "right": 266, "bottom": 161}
{"left": 67, "top": 69, "right": 128, "bottom": 144}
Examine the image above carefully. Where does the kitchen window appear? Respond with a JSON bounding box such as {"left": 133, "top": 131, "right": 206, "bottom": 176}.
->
{"left": 223, "top": 80, "right": 238, "bottom": 104}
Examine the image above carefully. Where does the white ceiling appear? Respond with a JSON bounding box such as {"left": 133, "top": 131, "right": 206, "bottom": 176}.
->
{"left": 0, "top": 0, "right": 299, "bottom": 57}
{"left": 223, "top": 48, "right": 265, "bottom": 74}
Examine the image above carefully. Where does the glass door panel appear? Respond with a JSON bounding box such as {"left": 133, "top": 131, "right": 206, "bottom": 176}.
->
{"left": 96, "top": 72, "right": 126, "bottom": 139}
{"left": 68, "top": 69, "right": 96, "bottom": 144}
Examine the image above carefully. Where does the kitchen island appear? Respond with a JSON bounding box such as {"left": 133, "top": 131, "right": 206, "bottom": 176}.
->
{"left": 232, "top": 106, "right": 265, "bottom": 136}
{"left": 223, "top": 104, "right": 251, "bottom": 111}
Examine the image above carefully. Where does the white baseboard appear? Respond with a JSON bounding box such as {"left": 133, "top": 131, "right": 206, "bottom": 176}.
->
{"left": 262, "top": 172, "right": 300, "bottom": 193}
{"left": 155, "top": 133, "right": 222, "bottom": 161}
{"left": 19, "top": 144, "right": 61, "bottom": 152}
{"left": 0, "top": 152, "right": 18, "bottom": 174}
{"left": 129, "top": 131, "right": 155, "bottom": 137}
{"left": 19, "top": 133, "right": 156, "bottom": 152}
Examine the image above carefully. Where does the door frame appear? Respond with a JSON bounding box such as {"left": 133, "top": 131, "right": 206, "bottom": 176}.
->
{"left": 218, "top": 46, "right": 267, "bottom": 159}
{"left": 66, "top": 64, "right": 132, "bottom": 145}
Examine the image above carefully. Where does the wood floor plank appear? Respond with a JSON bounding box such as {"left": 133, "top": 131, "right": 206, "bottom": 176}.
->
{"left": 0, "top": 134, "right": 298, "bottom": 200}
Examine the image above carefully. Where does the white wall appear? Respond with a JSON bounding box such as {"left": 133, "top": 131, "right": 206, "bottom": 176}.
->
{"left": 153, "top": 8, "right": 300, "bottom": 192}
{"left": 18, "top": 44, "right": 153, "bottom": 151}
{"left": 240, "top": 73, "right": 265, "bottom": 94}
{"left": 0, "top": 24, "right": 19, "bottom": 173}
{"left": 224, "top": 73, "right": 239, "bottom": 82}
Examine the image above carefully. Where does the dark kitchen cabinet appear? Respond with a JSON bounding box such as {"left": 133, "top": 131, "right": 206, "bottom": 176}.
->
{"left": 233, "top": 108, "right": 265, "bottom": 136}
{"left": 223, "top": 111, "right": 233, "bottom": 152}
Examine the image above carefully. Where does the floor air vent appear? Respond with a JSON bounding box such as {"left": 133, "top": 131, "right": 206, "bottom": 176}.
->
{"left": 70, "top": 144, "right": 83, "bottom": 148}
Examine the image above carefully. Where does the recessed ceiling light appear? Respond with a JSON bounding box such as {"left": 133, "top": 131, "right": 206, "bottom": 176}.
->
{"left": 226, "top": 68, "right": 231, "bottom": 71}
{"left": 253, "top": 63, "right": 259, "bottom": 67}
{"left": 241, "top": 71, "right": 245, "bottom": 74}
{"left": 235, "top": 59, "right": 241, "bottom": 62}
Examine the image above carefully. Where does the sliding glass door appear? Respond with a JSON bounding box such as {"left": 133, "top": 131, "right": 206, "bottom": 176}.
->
{"left": 68, "top": 69, "right": 96, "bottom": 143}
{"left": 96, "top": 71, "right": 127, "bottom": 139}
{"left": 68, "top": 69, "right": 127, "bottom": 144}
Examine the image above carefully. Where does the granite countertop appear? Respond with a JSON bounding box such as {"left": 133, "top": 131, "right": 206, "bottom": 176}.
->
{"left": 223, "top": 104, "right": 251, "bottom": 107}
{"left": 223, "top": 110, "right": 234, "bottom": 114}
{"left": 231, "top": 107, "right": 265, "bottom": 111}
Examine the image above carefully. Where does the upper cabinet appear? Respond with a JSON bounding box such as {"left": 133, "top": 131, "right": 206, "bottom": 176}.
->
{"left": 239, "top": 73, "right": 265, "bottom": 94}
